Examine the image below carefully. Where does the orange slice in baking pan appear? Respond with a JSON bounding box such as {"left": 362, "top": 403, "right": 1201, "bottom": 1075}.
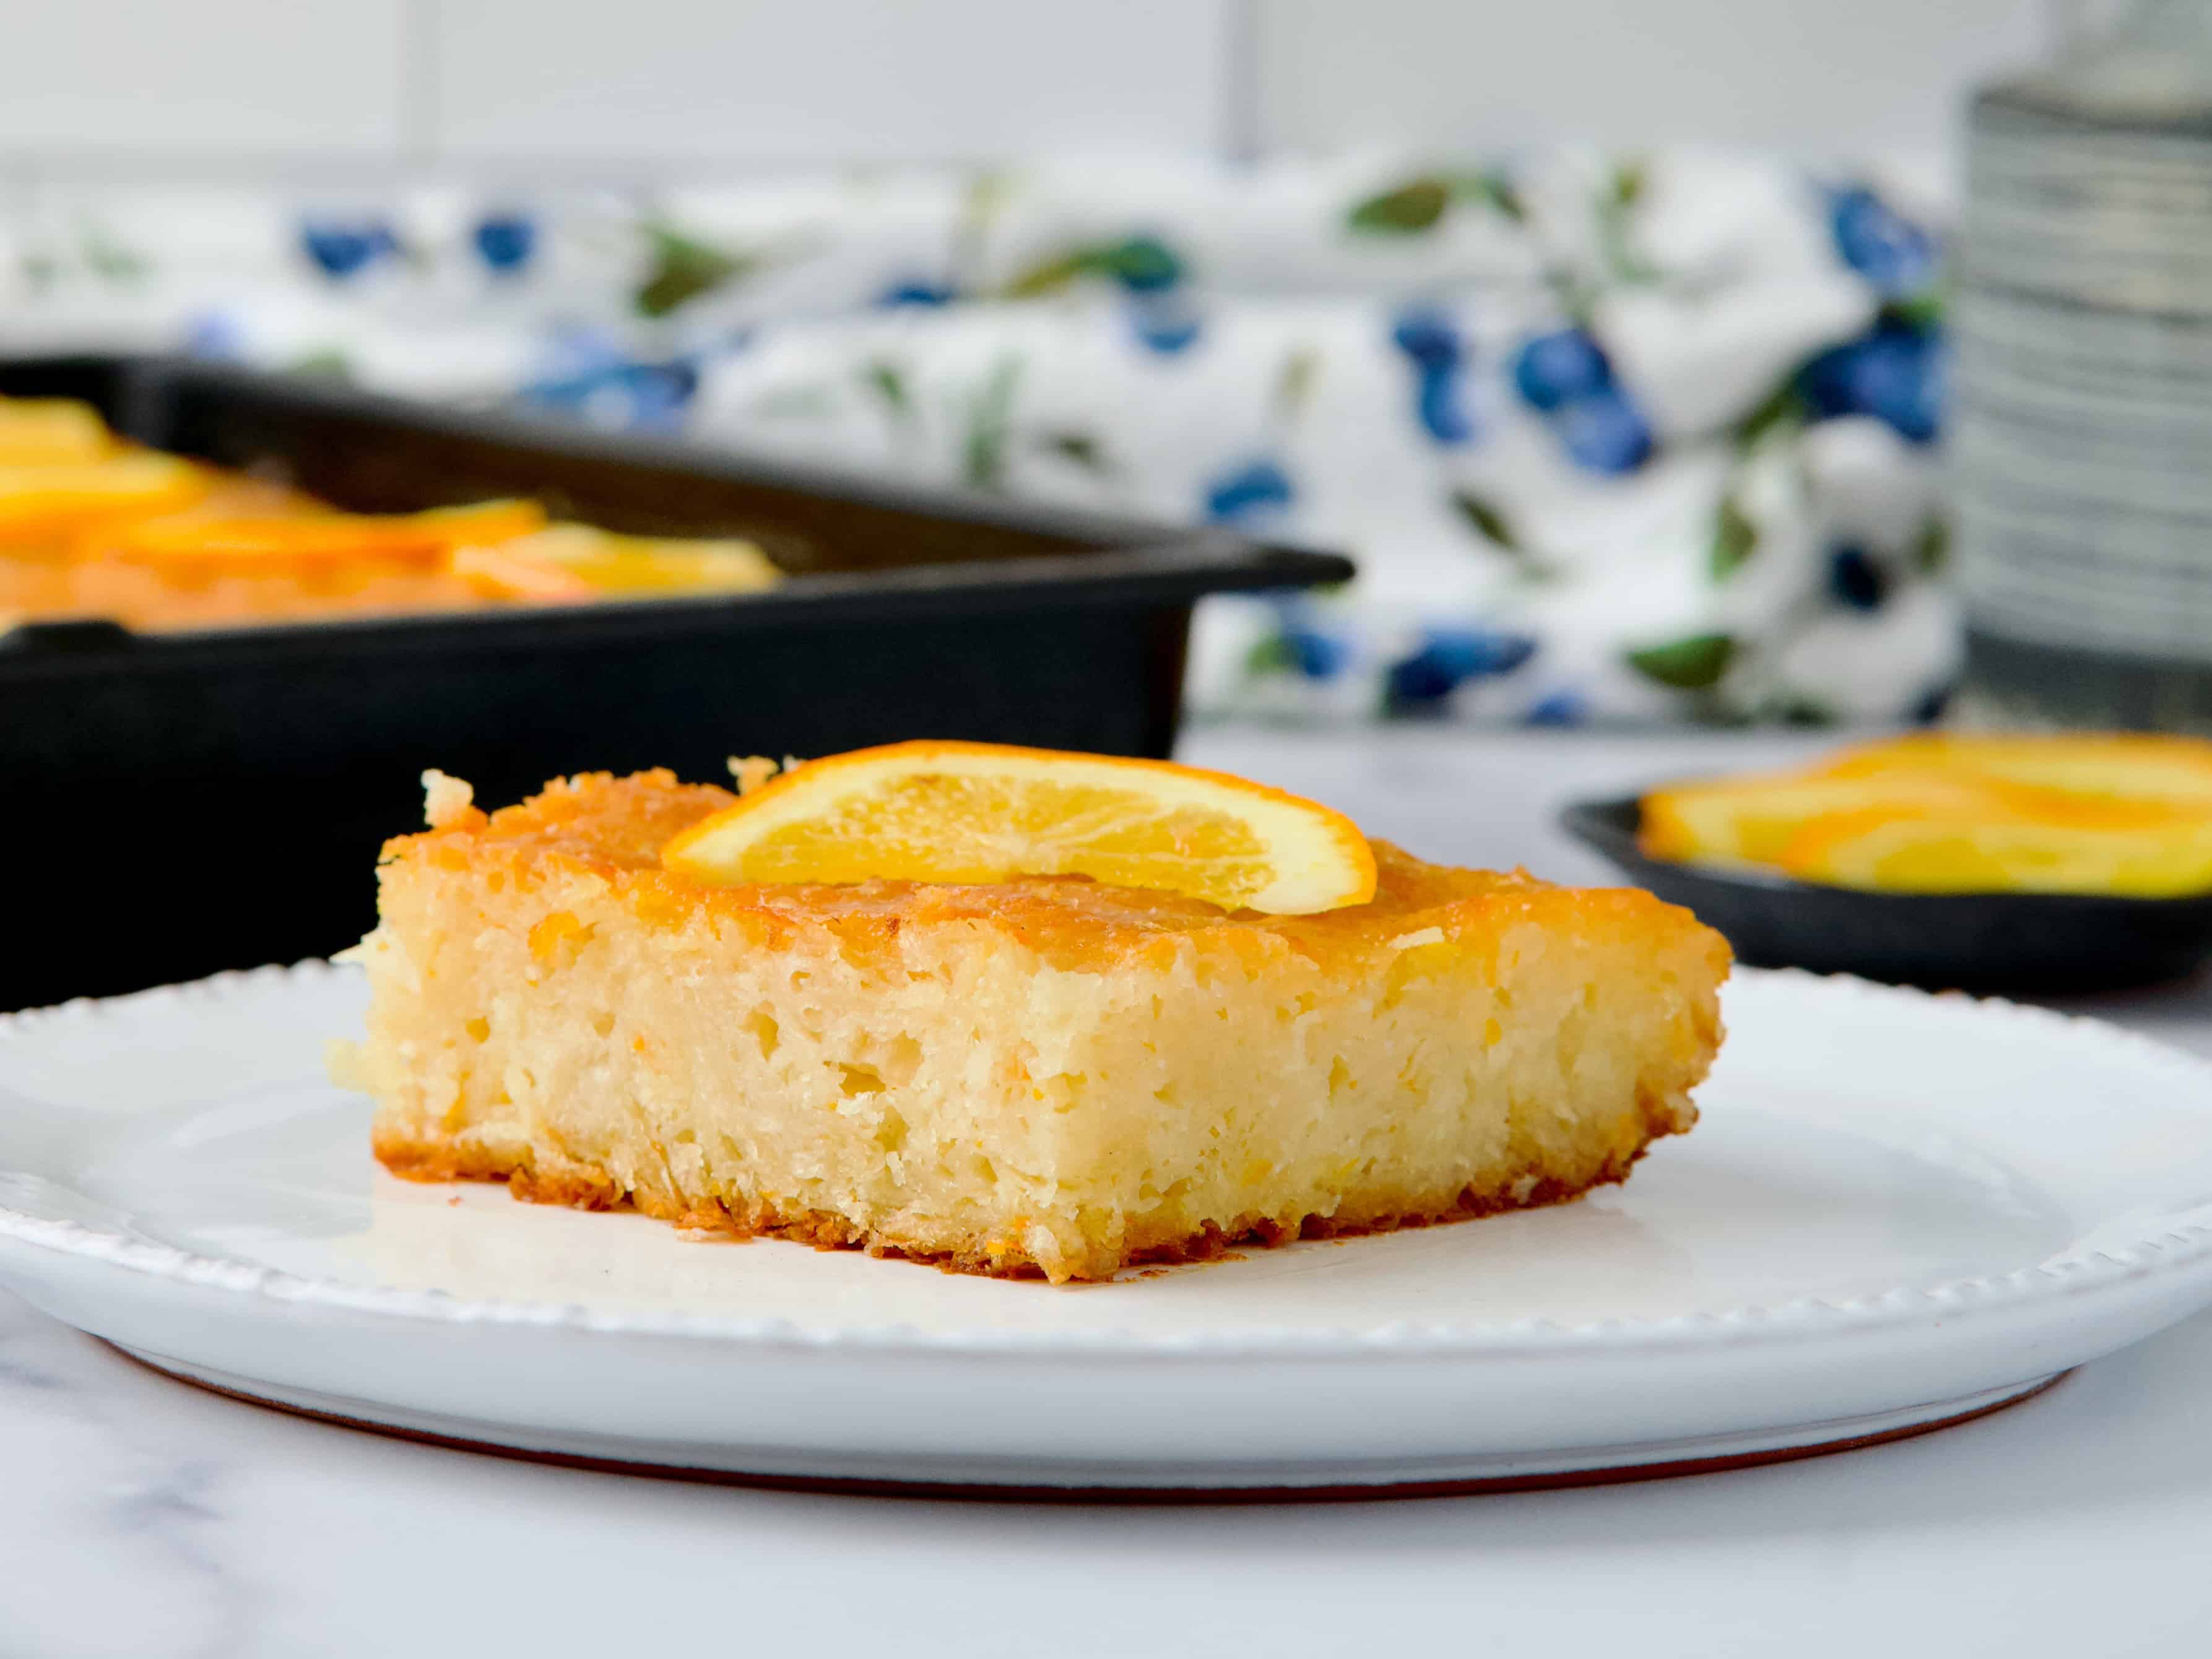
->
{"left": 457, "top": 524, "right": 781, "bottom": 598}
{"left": 93, "top": 498, "right": 547, "bottom": 565}
{"left": 0, "top": 397, "right": 118, "bottom": 464}
{"left": 0, "top": 454, "right": 212, "bottom": 542}
{"left": 662, "top": 740, "right": 1379, "bottom": 915}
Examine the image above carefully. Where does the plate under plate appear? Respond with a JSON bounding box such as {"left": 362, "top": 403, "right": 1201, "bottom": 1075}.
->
{"left": 2, "top": 963, "right": 2210, "bottom": 1491}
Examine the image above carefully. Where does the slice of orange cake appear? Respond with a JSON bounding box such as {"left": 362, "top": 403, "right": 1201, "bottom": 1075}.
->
{"left": 339, "top": 745, "right": 1729, "bottom": 1281}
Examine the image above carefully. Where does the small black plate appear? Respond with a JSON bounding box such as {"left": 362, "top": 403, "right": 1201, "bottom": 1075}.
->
{"left": 1561, "top": 795, "right": 2212, "bottom": 992}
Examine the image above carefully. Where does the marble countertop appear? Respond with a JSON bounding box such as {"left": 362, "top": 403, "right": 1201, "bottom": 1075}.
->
{"left": 9, "top": 728, "right": 2212, "bottom": 1658}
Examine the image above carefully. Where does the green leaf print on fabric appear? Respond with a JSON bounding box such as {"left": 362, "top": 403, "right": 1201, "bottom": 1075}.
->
{"left": 961, "top": 356, "right": 1023, "bottom": 491}
{"left": 1912, "top": 516, "right": 1950, "bottom": 576}
{"left": 860, "top": 360, "right": 911, "bottom": 418}
{"left": 1098, "top": 238, "right": 1181, "bottom": 289}
{"left": 1770, "top": 693, "right": 1837, "bottom": 727}
{"left": 287, "top": 349, "right": 353, "bottom": 381}
{"left": 1884, "top": 292, "right": 1945, "bottom": 333}
{"left": 1594, "top": 157, "right": 1660, "bottom": 286}
{"left": 1710, "top": 495, "right": 1759, "bottom": 580}
{"left": 81, "top": 228, "right": 149, "bottom": 285}
{"left": 1244, "top": 633, "right": 1299, "bottom": 677}
{"left": 1731, "top": 375, "right": 1808, "bottom": 451}
{"left": 1003, "top": 237, "right": 1182, "bottom": 298}
{"left": 1347, "top": 177, "right": 1451, "bottom": 235}
{"left": 1460, "top": 170, "right": 1525, "bottom": 222}
{"left": 1626, "top": 633, "right": 1737, "bottom": 690}
{"left": 1273, "top": 347, "right": 1321, "bottom": 420}
{"left": 1002, "top": 250, "right": 1092, "bottom": 297}
{"left": 635, "top": 227, "right": 752, "bottom": 318}
{"left": 1034, "top": 430, "right": 1113, "bottom": 473}
{"left": 1451, "top": 489, "right": 1519, "bottom": 549}
{"left": 1449, "top": 491, "right": 1564, "bottom": 583}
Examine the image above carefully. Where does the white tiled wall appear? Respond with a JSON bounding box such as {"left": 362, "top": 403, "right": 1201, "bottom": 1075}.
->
{"left": 1256, "top": 0, "right": 2053, "bottom": 160}
{"left": 432, "top": 0, "right": 1234, "bottom": 163}
{"left": 0, "top": 0, "right": 407, "bottom": 160}
{"left": 0, "top": 0, "right": 2055, "bottom": 170}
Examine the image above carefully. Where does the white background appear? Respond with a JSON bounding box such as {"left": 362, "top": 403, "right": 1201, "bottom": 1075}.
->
{"left": 0, "top": 0, "right": 2058, "bottom": 171}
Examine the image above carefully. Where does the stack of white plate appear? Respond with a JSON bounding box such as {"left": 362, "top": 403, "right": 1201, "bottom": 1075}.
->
{"left": 1956, "top": 24, "right": 2212, "bottom": 714}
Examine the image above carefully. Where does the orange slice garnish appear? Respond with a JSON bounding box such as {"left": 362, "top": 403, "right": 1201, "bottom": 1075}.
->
{"left": 662, "top": 740, "right": 1378, "bottom": 914}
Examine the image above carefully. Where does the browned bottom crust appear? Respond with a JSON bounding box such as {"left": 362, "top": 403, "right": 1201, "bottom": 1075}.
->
{"left": 372, "top": 1127, "right": 1650, "bottom": 1281}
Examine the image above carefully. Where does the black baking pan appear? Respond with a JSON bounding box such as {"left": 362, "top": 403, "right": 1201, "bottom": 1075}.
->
{"left": 1563, "top": 794, "right": 2212, "bottom": 992}
{"left": 1, "top": 355, "right": 1353, "bottom": 1009}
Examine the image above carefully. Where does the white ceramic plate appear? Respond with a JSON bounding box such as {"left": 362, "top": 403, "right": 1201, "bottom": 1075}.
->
{"left": 4, "top": 963, "right": 2212, "bottom": 1492}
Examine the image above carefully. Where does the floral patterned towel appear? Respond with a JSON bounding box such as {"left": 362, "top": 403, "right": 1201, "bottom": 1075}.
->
{"left": 0, "top": 153, "right": 1951, "bottom": 724}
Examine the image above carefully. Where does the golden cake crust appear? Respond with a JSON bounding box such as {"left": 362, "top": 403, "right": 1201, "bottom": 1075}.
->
{"left": 370, "top": 1116, "right": 1659, "bottom": 1278}
{"left": 389, "top": 768, "right": 1696, "bottom": 976}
